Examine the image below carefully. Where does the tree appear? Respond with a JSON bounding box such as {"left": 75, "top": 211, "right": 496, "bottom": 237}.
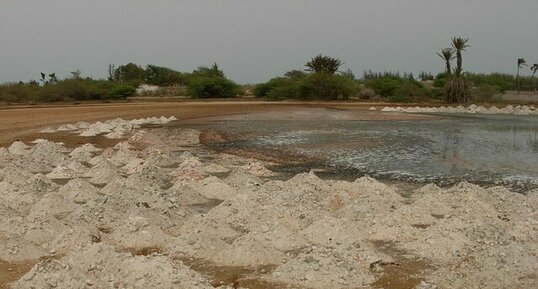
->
{"left": 305, "top": 54, "right": 343, "bottom": 74}
{"left": 451, "top": 37, "right": 469, "bottom": 77}
{"left": 108, "top": 64, "right": 116, "bottom": 81}
{"left": 192, "top": 63, "right": 225, "bottom": 78}
{"left": 531, "top": 63, "right": 538, "bottom": 96}
{"left": 436, "top": 48, "right": 455, "bottom": 77}
{"left": 340, "top": 69, "right": 355, "bottom": 80}
{"left": 284, "top": 70, "right": 307, "bottom": 80}
{"left": 419, "top": 71, "right": 434, "bottom": 81}
{"left": 517, "top": 58, "right": 528, "bottom": 95}
{"left": 443, "top": 37, "right": 471, "bottom": 103}
{"left": 144, "top": 65, "right": 185, "bottom": 86}
{"left": 114, "top": 63, "right": 145, "bottom": 83}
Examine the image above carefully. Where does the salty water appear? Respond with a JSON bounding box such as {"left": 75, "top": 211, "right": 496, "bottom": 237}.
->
{"left": 183, "top": 113, "right": 538, "bottom": 192}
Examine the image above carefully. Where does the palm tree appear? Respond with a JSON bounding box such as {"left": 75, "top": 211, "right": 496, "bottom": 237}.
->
{"left": 436, "top": 48, "right": 455, "bottom": 76}
{"left": 444, "top": 37, "right": 471, "bottom": 103}
{"left": 451, "top": 37, "right": 470, "bottom": 77}
{"left": 305, "top": 54, "right": 343, "bottom": 74}
{"left": 517, "top": 58, "right": 528, "bottom": 95}
{"left": 531, "top": 63, "right": 538, "bottom": 96}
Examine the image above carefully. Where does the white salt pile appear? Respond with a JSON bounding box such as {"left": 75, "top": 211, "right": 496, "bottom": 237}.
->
{"left": 40, "top": 116, "right": 178, "bottom": 139}
{"left": 381, "top": 104, "right": 538, "bottom": 115}
{"left": 1, "top": 126, "right": 536, "bottom": 289}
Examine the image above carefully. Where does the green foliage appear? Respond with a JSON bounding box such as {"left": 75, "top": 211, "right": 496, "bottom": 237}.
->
{"left": 305, "top": 55, "right": 344, "bottom": 74}
{"left": 340, "top": 69, "right": 356, "bottom": 80}
{"left": 0, "top": 79, "right": 136, "bottom": 103}
{"left": 284, "top": 70, "right": 308, "bottom": 80}
{"left": 364, "top": 74, "right": 429, "bottom": 101}
{"left": 255, "top": 71, "right": 358, "bottom": 100}
{"left": 299, "top": 73, "right": 358, "bottom": 100}
{"left": 254, "top": 77, "right": 292, "bottom": 97}
{"left": 112, "top": 63, "right": 146, "bottom": 83}
{"left": 186, "top": 63, "right": 240, "bottom": 98}
{"left": 471, "top": 84, "right": 499, "bottom": 102}
{"left": 110, "top": 85, "right": 136, "bottom": 99}
{"left": 444, "top": 77, "right": 471, "bottom": 103}
{"left": 267, "top": 82, "right": 300, "bottom": 100}
{"left": 191, "top": 63, "right": 225, "bottom": 78}
{"left": 187, "top": 76, "right": 240, "bottom": 98}
{"left": 144, "top": 65, "right": 186, "bottom": 86}
{"left": 433, "top": 73, "right": 449, "bottom": 88}
{"left": 365, "top": 77, "right": 404, "bottom": 97}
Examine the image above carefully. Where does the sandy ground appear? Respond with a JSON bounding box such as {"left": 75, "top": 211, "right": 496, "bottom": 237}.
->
{"left": 1, "top": 102, "right": 536, "bottom": 289}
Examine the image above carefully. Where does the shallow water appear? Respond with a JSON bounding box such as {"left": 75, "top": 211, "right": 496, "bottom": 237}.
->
{"left": 179, "top": 113, "right": 538, "bottom": 192}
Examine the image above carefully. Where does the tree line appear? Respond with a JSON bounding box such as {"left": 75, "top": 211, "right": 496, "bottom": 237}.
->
{"left": 1, "top": 41, "right": 537, "bottom": 103}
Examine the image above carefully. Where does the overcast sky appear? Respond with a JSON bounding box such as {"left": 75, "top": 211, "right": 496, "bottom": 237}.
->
{"left": 1, "top": 0, "right": 537, "bottom": 84}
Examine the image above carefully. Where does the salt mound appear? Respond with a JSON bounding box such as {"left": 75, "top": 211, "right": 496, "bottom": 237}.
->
{"left": 114, "top": 141, "right": 136, "bottom": 150}
{"left": 69, "top": 145, "right": 98, "bottom": 162}
{"left": 125, "top": 164, "right": 172, "bottom": 189}
{"left": 13, "top": 243, "right": 216, "bottom": 289}
{"left": 191, "top": 176, "right": 237, "bottom": 200}
{"left": 56, "top": 123, "right": 78, "bottom": 132}
{"left": 121, "top": 158, "right": 146, "bottom": 175}
{"left": 84, "top": 160, "right": 121, "bottom": 185}
{"left": 224, "top": 169, "right": 262, "bottom": 188}
{"left": 108, "top": 148, "right": 139, "bottom": 167}
{"left": 59, "top": 178, "right": 100, "bottom": 204}
{"left": 46, "top": 165, "right": 78, "bottom": 179}
{"left": 8, "top": 141, "right": 30, "bottom": 155}
{"left": 19, "top": 174, "right": 59, "bottom": 195}
{"left": 244, "top": 161, "right": 277, "bottom": 177}
{"left": 270, "top": 244, "right": 377, "bottom": 289}
{"left": 143, "top": 147, "right": 180, "bottom": 167}
{"left": 381, "top": 104, "right": 538, "bottom": 116}
{"left": 27, "top": 141, "right": 69, "bottom": 167}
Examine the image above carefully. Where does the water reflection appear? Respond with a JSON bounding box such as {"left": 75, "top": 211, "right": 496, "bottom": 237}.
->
{"left": 180, "top": 114, "right": 538, "bottom": 192}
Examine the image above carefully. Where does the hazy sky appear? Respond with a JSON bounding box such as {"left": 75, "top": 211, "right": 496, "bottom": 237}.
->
{"left": 1, "top": 0, "right": 537, "bottom": 84}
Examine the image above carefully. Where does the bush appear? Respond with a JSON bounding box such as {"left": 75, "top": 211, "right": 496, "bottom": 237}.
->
{"left": 365, "top": 77, "right": 403, "bottom": 97}
{"left": 387, "top": 94, "right": 413, "bottom": 102}
{"left": 267, "top": 83, "right": 300, "bottom": 100}
{"left": 110, "top": 85, "right": 136, "bottom": 99}
{"left": 298, "top": 73, "right": 358, "bottom": 100}
{"left": 472, "top": 84, "right": 499, "bottom": 102}
{"left": 145, "top": 65, "right": 186, "bottom": 86}
{"left": 255, "top": 72, "right": 358, "bottom": 100}
{"left": 254, "top": 77, "right": 294, "bottom": 97}
{"left": 393, "top": 82, "right": 430, "bottom": 100}
{"left": 187, "top": 76, "right": 240, "bottom": 98}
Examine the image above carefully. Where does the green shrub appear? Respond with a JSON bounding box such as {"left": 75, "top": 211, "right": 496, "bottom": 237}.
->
{"left": 472, "top": 84, "right": 499, "bottom": 102}
{"left": 110, "top": 85, "right": 136, "bottom": 99}
{"left": 145, "top": 65, "right": 186, "bottom": 86}
{"left": 393, "top": 82, "right": 430, "bottom": 100}
{"left": 255, "top": 72, "right": 358, "bottom": 100}
{"left": 387, "top": 94, "right": 413, "bottom": 102}
{"left": 254, "top": 77, "right": 293, "bottom": 97}
{"left": 299, "top": 73, "right": 358, "bottom": 100}
{"left": 187, "top": 76, "right": 240, "bottom": 98}
{"left": 433, "top": 73, "right": 449, "bottom": 88}
{"left": 365, "top": 77, "right": 404, "bottom": 97}
{"left": 267, "top": 83, "right": 300, "bottom": 100}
